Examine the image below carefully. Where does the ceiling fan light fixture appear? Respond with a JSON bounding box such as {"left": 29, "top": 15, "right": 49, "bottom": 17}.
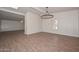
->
{"left": 41, "top": 7, "right": 54, "bottom": 19}
{"left": 41, "top": 14, "right": 54, "bottom": 19}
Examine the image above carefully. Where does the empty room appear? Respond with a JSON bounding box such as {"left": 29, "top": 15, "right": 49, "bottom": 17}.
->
{"left": 0, "top": 7, "right": 79, "bottom": 52}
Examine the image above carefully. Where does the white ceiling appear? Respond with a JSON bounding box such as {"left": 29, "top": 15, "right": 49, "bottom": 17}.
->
{"left": 38, "top": 7, "right": 79, "bottom": 13}
{"left": 0, "top": 7, "right": 43, "bottom": 15}
{"left": 0, "top": 10, "right": 24, "bottom": 21}
{"left": 1, "top": 7, "right": 79, "bottom": 14}
{"left": 0, "top": 7, "right": 79, "bottom": 21}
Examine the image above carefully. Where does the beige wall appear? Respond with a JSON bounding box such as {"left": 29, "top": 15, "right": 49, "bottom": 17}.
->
{"left": 23, "top": 10, "right": 79, "bottom": 37}
{"left": 25, "top": 12, "right": 42, "bottom": 34}
{"left": 0, "top": 20, "right": 1, "bottom": 32}
{"left": 42, "top": 10, "right": 79, "bottom": 37}
{"left": 1, "top": 20, "right": 24, "bottom": 32}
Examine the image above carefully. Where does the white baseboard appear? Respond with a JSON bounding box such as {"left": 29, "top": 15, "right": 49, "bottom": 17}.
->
{"left": 42, "top": 31, "right": 79, "bottom": 38}
{"left": 24, "top": 32, "right": 41, "bottom": 35}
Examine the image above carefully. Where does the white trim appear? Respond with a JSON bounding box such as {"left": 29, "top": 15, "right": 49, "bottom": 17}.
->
{"left": 43, "top": 31, "right": 79, "bottom": 38}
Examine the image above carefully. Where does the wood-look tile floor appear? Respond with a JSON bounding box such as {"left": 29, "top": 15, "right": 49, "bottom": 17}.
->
{"left": 0, "top": 31, "right": 79, "bottom": 52}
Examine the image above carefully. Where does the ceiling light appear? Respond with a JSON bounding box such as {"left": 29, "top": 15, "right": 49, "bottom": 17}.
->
{"left": 11, "top": 7, "right": 18, "bottom": 9}
{"left": 41, "top": 7, "right": 54, "bottom": 19}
